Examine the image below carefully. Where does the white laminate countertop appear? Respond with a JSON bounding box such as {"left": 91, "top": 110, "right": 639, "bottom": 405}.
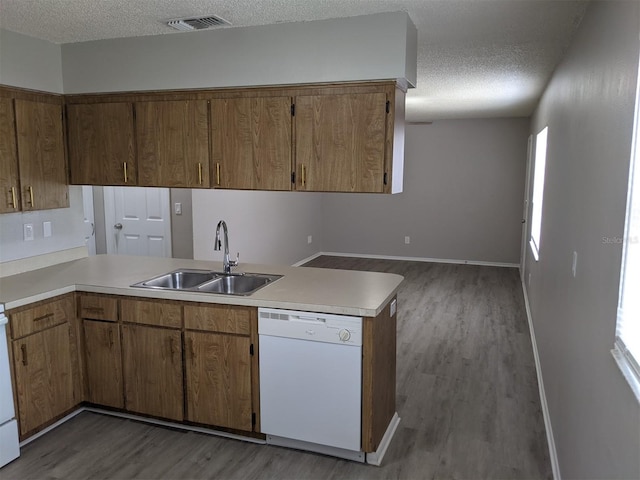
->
{"left": 0, "top": 255, "right": 403, "bottom": 317}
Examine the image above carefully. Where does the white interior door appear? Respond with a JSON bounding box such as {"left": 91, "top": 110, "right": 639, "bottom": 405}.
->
{"left": 520, "top": 135, "right": 534, "bottom": 281}
{"left": 81, "top": 186, "right": 97, "bottom": 256}
{"left": 104, "top": 186, "right": 172, "bottom": 257}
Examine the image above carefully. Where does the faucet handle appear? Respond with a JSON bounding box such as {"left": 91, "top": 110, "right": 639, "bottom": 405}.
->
{"left": 229, "top": 252, "right": 240, "bottom": 268}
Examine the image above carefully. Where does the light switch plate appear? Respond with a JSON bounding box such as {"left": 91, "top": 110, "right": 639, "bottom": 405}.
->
{"left": 43, "top": 221, "right": 52, "bottom": 238}
{"left": 307, "top": 235, "right": 312, "bottom": 244}
{"left": 174, "top": 202, "right": 182, "bottom": 215}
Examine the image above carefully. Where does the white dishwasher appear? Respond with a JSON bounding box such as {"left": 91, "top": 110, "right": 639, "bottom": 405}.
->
{"left": 0, "top": 306, "right": 20, "bottom": 468}
{"left": 258, "top": 308, "right": 364, "bottom": 462}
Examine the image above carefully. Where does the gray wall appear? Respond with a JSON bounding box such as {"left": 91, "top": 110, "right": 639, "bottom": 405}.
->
{"left": 0, "top": 29, "right": 85, "bottom": 263}
{"left": 0, "top": 29, "right": 64, "bottom": 93}
{"left": 61, "top": 12, "right": 416, "bottom": 93}
{"left": 170, "top": 189, "right": 194, "bottom": 260}
{"left": 321, "top": 120, "right": 529, "bottom": 265}
{"left": 525, "top": 1, "right": 640, "bottom": 478}
{"left": 192, "top": 190, "right": 323, "bottom": 266}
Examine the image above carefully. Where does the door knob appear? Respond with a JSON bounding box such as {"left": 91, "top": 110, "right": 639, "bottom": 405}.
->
{"left": 114, "top": 223, "right": 123, "bottom": 230}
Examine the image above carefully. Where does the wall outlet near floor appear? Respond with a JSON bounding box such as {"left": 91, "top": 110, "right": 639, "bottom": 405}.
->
{"left": 404, "top": 236, "right": 411, "bottom": 244}
{"left": 24, "top": 223, "right": 34, "bottom": 241}
{"left": 572, "top": 251, "right": 578, "bottom": 277}
{"left": 528, "top": 272, "right": 532, "bottom": 286}
{"left": 307, "top": 235, "right": 313, "bottom": 244}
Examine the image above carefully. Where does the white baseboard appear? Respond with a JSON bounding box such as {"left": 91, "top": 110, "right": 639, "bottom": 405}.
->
{"left": 291, "top": 252, "right": 323, "bottom": 267}
{"left": 312, "top": 251, "right": 518, "bottom": 268}
{"left": 521, "top": 281, "right": 561, "bottom": 480}
{"left": 366, "top": 412, "right": 400, "bottom": 466}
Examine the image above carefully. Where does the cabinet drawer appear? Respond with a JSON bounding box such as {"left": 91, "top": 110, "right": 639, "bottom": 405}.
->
{"left": 79, "top": 294, "right": 118, "bottom": 321}
{"left": 184, "top": 304, "right": 253, "bottom": 335}
{"left": 9, "top": 294, "right": 74, "bottom": 339}
{"left": 121, "top": 298, "right": 182, "bottom": 328}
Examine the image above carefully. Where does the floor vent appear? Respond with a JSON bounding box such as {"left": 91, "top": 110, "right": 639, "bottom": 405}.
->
{"left": 167, "top": 15, "right": 231, "bottom": 31}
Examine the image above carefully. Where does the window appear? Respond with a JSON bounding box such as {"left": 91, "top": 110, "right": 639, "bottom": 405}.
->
{"left": 530, "top": 127, "right": 548, "bottom": 261}
{"left": 613, "top": 56, "right": 640, "bottom": 402}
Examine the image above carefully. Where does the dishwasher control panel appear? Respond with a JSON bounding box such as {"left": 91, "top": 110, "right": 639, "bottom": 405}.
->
{"left": 258, "top": 308, "right": 362, "bottom": 346}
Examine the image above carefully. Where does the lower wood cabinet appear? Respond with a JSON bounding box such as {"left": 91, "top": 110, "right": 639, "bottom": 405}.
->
{"left": 12, "top": 322, "right": 75, "bottom": 436}
{"left": 185, "top": 331, "right": 252, "bottom": 431}
{"left": 83, "top": 320, "right": 124, "bottom": 408}
{"left": 122, "top": 324, "right": 184, "bottom": 421}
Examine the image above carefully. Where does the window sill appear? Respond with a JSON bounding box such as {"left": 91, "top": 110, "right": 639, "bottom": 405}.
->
{"left": 529, "top": 239, "right": 540, "bottom": 262}
{"left": 611, "top": 347, "right": 640, "bottom": 404}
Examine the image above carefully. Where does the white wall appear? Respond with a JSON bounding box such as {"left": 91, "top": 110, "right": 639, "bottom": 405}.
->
{"left": 61, "top": 12, "right": 416, "bottom": 93}
{"left": 0, "top": 29, "right": 86, "bottom": 263}
{"left": 321, "top": 120, "right": 529, "bottom": 264}
{"left": 525, "top": 1, "right": 640, "bottom": 478}
{"left": 192, "top": 190, "right": 323, "bottom": 266}
{"left": 0, "top": 187, "right": 86, "bottom": 263}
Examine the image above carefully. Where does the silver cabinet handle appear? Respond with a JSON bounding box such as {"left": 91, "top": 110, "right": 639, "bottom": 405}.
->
{"left": 114, "top": 223, "right": 123, "bottom": 230}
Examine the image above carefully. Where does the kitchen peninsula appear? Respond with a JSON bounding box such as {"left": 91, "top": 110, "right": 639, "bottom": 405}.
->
{"left": 0, "top": 255, "right": 403, "bottom": 465}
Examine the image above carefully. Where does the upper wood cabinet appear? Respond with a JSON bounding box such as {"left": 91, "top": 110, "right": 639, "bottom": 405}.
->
{"left": 295, "top": 91, "right": 387, "bottom": 193}
{"left": 0, "top": 97, "right": 20, "bottom": 213}
{"left": 14, "top": 98, "right": 68, "bottom": 210}
{"left": 211, "top": 96, "right": 292, "bottom": 190}
{"left": 135, "top": 100, "right": 210, "bottom": 188}
{"left": 0, "top": 87, "right": 68, "bottom": 213}
{"left": 67, "top": 102, "right": 136, "bottom": 186}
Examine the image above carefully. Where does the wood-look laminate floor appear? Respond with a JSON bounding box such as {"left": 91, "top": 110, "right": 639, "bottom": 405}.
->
{"left": 0, "top": 257, "right": 551, "bottom": 480}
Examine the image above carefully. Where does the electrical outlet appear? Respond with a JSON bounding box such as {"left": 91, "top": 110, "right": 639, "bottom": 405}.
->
{"left": 405, "top": 236, "right": 411, "bottom": 244}
{"left": 24, "top": 223, "right": 34, "bottom": 241}
{"left": 572, "top": 251, "right": 578, "bottom": 277}
{"left": 307, "top": 235, "right": 313, "bottom": 244}
{"left": 43, "top": 221, "right": 52, "bottom": 238}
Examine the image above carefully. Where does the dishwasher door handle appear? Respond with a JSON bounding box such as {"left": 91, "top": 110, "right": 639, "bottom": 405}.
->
{"left": 290, "top": 315, "right": 326, "bottom": 324}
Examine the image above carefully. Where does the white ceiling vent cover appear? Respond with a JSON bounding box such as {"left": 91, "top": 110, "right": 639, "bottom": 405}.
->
{"left": 167, "top": 15, "right": 231, "bottom": 31}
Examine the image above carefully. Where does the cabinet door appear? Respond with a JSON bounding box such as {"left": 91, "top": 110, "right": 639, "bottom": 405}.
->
{"left": 14, "top": 99, "right": 68, "bottom": 210}
{"left": 136, "top": 100, "right": 210, "bottom": 188}
{"left": 12, "top": 323, "right": 75, "bottom": 436}
{"left": 185, "top": 331, "right": 252, "bottom": 431}
{"left": 83, "top": 320, "right": 124, "bottom": 408}
{"left": 122, "top": 324, "right": 183, "bottom": 421}
{"left": 295, "top": 92, "right": 387, "bottom": 192}
{"left": 0, "top": 97, "right": 21, "bottom": 213}
{"left": 67, "top": 102, "right": 136, "bottom": 186}
{"left": 212, "top": 97, "right": 292, "bottom": 190}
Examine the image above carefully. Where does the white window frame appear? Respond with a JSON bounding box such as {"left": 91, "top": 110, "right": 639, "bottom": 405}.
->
{"left": 529, "top": 127, "right": 549, "bottom": 261}
{"left": 612, "top": 54, "right": 640, "bottom": 403}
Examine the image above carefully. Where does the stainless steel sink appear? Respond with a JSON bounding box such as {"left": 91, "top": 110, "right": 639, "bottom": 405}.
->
{"left": 133, "top": 269, "right": 216, "bottom": 289}
{"left": 197, "top": 273, "right": 281, "bottom": 295}
{"left": 131, "top": 269, "right": 281, "bottom": 296}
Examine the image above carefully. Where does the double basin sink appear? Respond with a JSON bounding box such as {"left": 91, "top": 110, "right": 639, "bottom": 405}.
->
{"left": 131, "top": 269, "right": 282, "bottom": 296}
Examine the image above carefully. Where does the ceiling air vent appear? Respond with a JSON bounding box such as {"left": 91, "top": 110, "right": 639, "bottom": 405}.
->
{"left": 167, "top": 15, "right": 231, "bottom": 31}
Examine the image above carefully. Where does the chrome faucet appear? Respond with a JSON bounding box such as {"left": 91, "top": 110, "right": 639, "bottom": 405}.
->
{"left": 214, "top": 220, "right": 239, "bottom": 274}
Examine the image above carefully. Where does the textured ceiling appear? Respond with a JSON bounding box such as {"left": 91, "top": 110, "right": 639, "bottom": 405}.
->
{"left": 0, "top": 0, "right": 589, "bottom": 121}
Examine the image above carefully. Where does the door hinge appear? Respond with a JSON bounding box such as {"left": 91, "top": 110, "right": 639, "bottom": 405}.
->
{"left": 383, "top": 172, "right": 388, "bottom": 185}
{"left": 252, "top": 412, "right": 256, "bottom": 426}
{"left": 386, "top": 100, "right": 390, "bottom": 114}
{"left": 250, "top": 344, "right": 254, "bottom": 356}
{"left": 291, "top": 104, "right": 295, "bottom": 116}
{"left": 291, "top": 172, "right": 296, "bottom": 184}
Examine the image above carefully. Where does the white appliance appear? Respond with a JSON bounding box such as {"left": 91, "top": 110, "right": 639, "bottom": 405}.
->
{"left": 0, "top": 305, "right": 20, "bottom": 468}
{"left": 258, "top": 307, "right": 364, "bottom": 462}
